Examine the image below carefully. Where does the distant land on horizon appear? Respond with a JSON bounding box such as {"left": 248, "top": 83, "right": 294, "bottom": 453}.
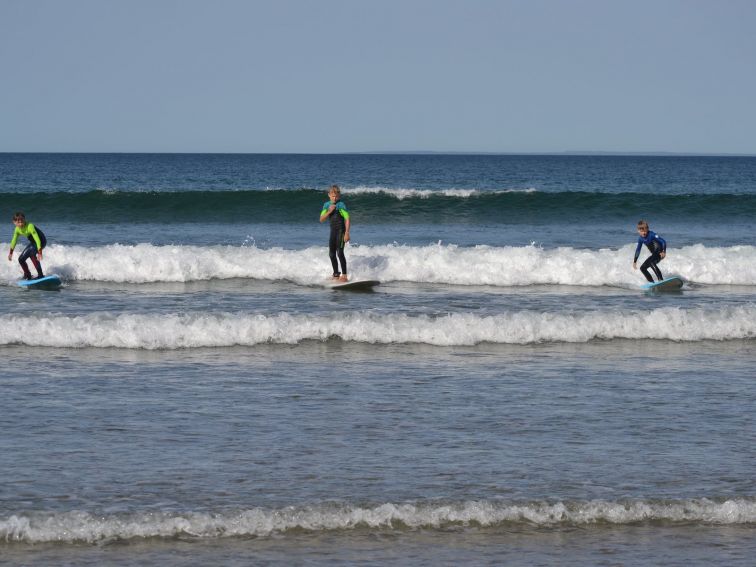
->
{"left": 359, "top": 150, "right": 756, "bottom": 157}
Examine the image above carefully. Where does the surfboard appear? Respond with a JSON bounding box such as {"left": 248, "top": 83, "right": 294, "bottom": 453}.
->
{"left": 642, "top": 275, "right": 683, "bottom": 291}
{"left": 17, "top": 274, "right": 62, "bottom": 290}
{"left": 327, "top": 279, "right": 380, "bottom": 291}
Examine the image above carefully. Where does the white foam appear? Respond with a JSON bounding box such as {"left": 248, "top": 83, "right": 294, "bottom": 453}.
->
{"left": 344, "top": 186, "right": 537, "bottom": 199}
{"left": 0, "top": 307, "right": 753, "bottom": 349}
{"left": 2, "top": 498, "right": 754, "bottom": 543}
{"left": 2, "top": 242, "right": 756, "bottom": 286}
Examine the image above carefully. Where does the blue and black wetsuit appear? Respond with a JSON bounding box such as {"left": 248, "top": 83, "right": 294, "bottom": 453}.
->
{"left": 321, "top": 200, "right": 350, "bottom": 277}
{"left": 634, "top": 230, "right": 666, "bottom": 283}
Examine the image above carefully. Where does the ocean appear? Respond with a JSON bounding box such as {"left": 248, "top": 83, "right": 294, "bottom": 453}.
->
{"left": 0, "top": 153, "right": 754, "bottom": 565}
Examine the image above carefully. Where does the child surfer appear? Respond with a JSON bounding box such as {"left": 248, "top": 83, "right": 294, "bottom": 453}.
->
{"left": 8, "top": 212, "right": 47, "bottom": 280}
{"left": 319, "top": 184, "right": 350, "bottom": 282}
{"left": 632, "top": 220, "right": 666, "bottom": 283}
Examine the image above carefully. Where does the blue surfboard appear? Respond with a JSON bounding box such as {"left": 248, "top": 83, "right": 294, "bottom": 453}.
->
{"left": 642, "top": 275, "right": 683, "bottom": 291}
{"left": 17, "top": 274, "right": 62, "bottom": 290}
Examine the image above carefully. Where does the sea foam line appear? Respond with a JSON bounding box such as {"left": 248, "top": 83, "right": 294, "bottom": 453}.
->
{"left": 2, "top": 498, "right": 755, "bottom": 544}
{"left": 2, "top": 243, "right": 756, "bottom": 286}
{"left": 0, "top": 307, "right": 754, "bottom": 349}
{"left": 343, "top": 186, "right": 537, "bottom": 199}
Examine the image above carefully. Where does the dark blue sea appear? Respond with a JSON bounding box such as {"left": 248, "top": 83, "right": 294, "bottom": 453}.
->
{"left": 1, "top": 153, "right": 755, "bottom": 565}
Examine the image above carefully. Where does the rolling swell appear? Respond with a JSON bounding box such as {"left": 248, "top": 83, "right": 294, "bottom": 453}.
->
{"left": 3, "top": 189, "right": 754, "bottom": 224}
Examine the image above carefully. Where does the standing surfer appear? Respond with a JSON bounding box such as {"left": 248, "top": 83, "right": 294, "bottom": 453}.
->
{"left": 319, "top": 184, "right": 351, "bottom": 282}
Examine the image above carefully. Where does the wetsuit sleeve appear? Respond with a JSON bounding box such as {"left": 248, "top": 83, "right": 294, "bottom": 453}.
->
{"left": 655, "top": 234, "right": 666, "bottom": 252}
{"left": 10, "top": 227, "right": 20, "bottom": 249}
{"left": 634, "top": 237, "right": 643, "bottom": 262}
{"left": 320, "top": 201, "right": 330, "bottom": 221}
{"left": 337, "top": 202, "right": 350, "bottom": 220}
{"left": 27, "top": 223, "right": 42, "bottom": 249}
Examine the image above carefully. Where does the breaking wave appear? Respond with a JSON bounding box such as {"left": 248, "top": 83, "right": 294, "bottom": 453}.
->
{"left": 2, "top": 243, "right": 756, "bottom": 286}
{"left": 2, "top": 498, "right": 755, "bottom": 544}
{"left": 0, "top": 306, "right": 754, "bottom": 348}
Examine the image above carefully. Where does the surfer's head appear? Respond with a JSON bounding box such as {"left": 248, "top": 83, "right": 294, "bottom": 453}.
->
{"left": 637, "top": 220, "right": 649, "bottom": 237}
{"left": 328, "top": 184, "right": 341, "bottom": 203}
{"left": 12, "top": 211, "right": 26, "bottom": 228}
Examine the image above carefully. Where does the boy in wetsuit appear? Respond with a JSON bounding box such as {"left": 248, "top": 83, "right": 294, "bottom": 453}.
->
{"left": 632, "top": 219, "right": 666, "bottom": 283}
{"left": 8, "top": 212, "right": 47, "bottom": 280}
{"left": 319, "top": 184, "right": 350, "bottom": 282}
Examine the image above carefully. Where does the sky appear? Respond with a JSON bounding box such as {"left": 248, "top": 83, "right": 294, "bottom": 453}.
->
{"left": 1, "top": 0, "right": 755, "bottom": 153}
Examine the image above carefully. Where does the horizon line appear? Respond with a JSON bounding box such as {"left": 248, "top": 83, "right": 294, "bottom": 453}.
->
{"left": 1, "top": 150, "right": 755, "bottom": 157}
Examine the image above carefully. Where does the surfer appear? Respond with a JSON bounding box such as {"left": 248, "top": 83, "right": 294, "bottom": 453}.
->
{"left": 632, "top": 220, "right": 666, "bottom": 283}
{"left": 320, "top": 184, "right": 351, "bottom": 282}
{"left": 7, "top": 212, "right": 47, "bottom": 280}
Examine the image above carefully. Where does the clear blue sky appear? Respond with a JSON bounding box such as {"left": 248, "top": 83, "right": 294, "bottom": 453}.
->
{"left": 1, "top": 0, "right": 755, "bottom": 153}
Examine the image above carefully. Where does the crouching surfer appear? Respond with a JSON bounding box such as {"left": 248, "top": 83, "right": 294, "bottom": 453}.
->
{"left": 632, "top": 219, "right": 666, "bottom": 283}
{"left": 8, "top": 211, "right": 46, "bottom": 280}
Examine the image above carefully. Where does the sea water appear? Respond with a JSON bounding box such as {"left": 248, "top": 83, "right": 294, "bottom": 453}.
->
{"left": 0, "top": 154, "right": 754, "bottom": 565}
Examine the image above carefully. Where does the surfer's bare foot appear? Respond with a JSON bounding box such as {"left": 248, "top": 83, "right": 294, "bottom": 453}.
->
{"left": 339, "top": 275, "right": 348, "bottom": 282}
{"left": 331, "top": 274, "right": 341, "bottom": 280}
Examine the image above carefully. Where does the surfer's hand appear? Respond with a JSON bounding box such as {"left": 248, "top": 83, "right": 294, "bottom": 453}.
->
{"left": 328, "top": 204, "right": 336, "bottom": 213}
{"left": 632, "top": 262, "right": 637, "bottom": 270}
{"left": 37, "top": 251, "right": 43, "bottom": 261}
{"left": 344, "top": 231, "right": 350, "bottom": 243}
{"left": 7, "top": 252, "right": 12, "bottom": 261}
{"left": 660, "top": 251, "right": 666, "bottom": 259}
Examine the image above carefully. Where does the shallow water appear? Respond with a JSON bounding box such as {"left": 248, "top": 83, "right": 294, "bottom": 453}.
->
{"left": 1, "top": 154, "right": 754, "bottom": 564}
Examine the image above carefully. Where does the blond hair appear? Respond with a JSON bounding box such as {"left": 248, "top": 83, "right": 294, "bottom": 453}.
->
{"left": 329, "top": 184, "right": 341, "bottom": 197}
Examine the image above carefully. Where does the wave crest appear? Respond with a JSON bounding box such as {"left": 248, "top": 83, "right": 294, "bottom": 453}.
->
{"left": 2, "top": 189, "right": 754, "bottom": 223}
{"left": 2, "top": 498, "right": 755, "bottom": 544}
{"left": 1, "top": 307, "right": 754, "bottom": 349}
{"left": 3, "top": 243, "right": 756, "bottom": 286}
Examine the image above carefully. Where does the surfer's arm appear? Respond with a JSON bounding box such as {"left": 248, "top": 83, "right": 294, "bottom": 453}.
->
{"left": 320, "top": 202, "right": 335, "bottom": 223}
{"left": 28, "top": 224, "right": 43, "bottom": 258}
{"left": 656, "top": 234, "right": 667, "bottom": 256}
{"left": 29, "top": 226, "right": 41, "bottom": 249}
{"left": 9, "top": 228, "right": 19, "bottom": 250}
{"left": 8, "top": 228, "right": 19, "bottom": 259}
{"left": 339, "top": 205, "right": 351, "bottom": 242}
{"left": 633, "top": 238, "right": 643, "bottom": 264}
{"left": 25, "top": 223, "right": 43, "bottom": 260}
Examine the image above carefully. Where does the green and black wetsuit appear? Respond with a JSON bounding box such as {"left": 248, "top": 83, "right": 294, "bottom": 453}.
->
{"left": 10, "top": 222, "right": 46, "bottom": 279}
{"left": 321, "top": 200, "right": 350, "bottom": 276}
